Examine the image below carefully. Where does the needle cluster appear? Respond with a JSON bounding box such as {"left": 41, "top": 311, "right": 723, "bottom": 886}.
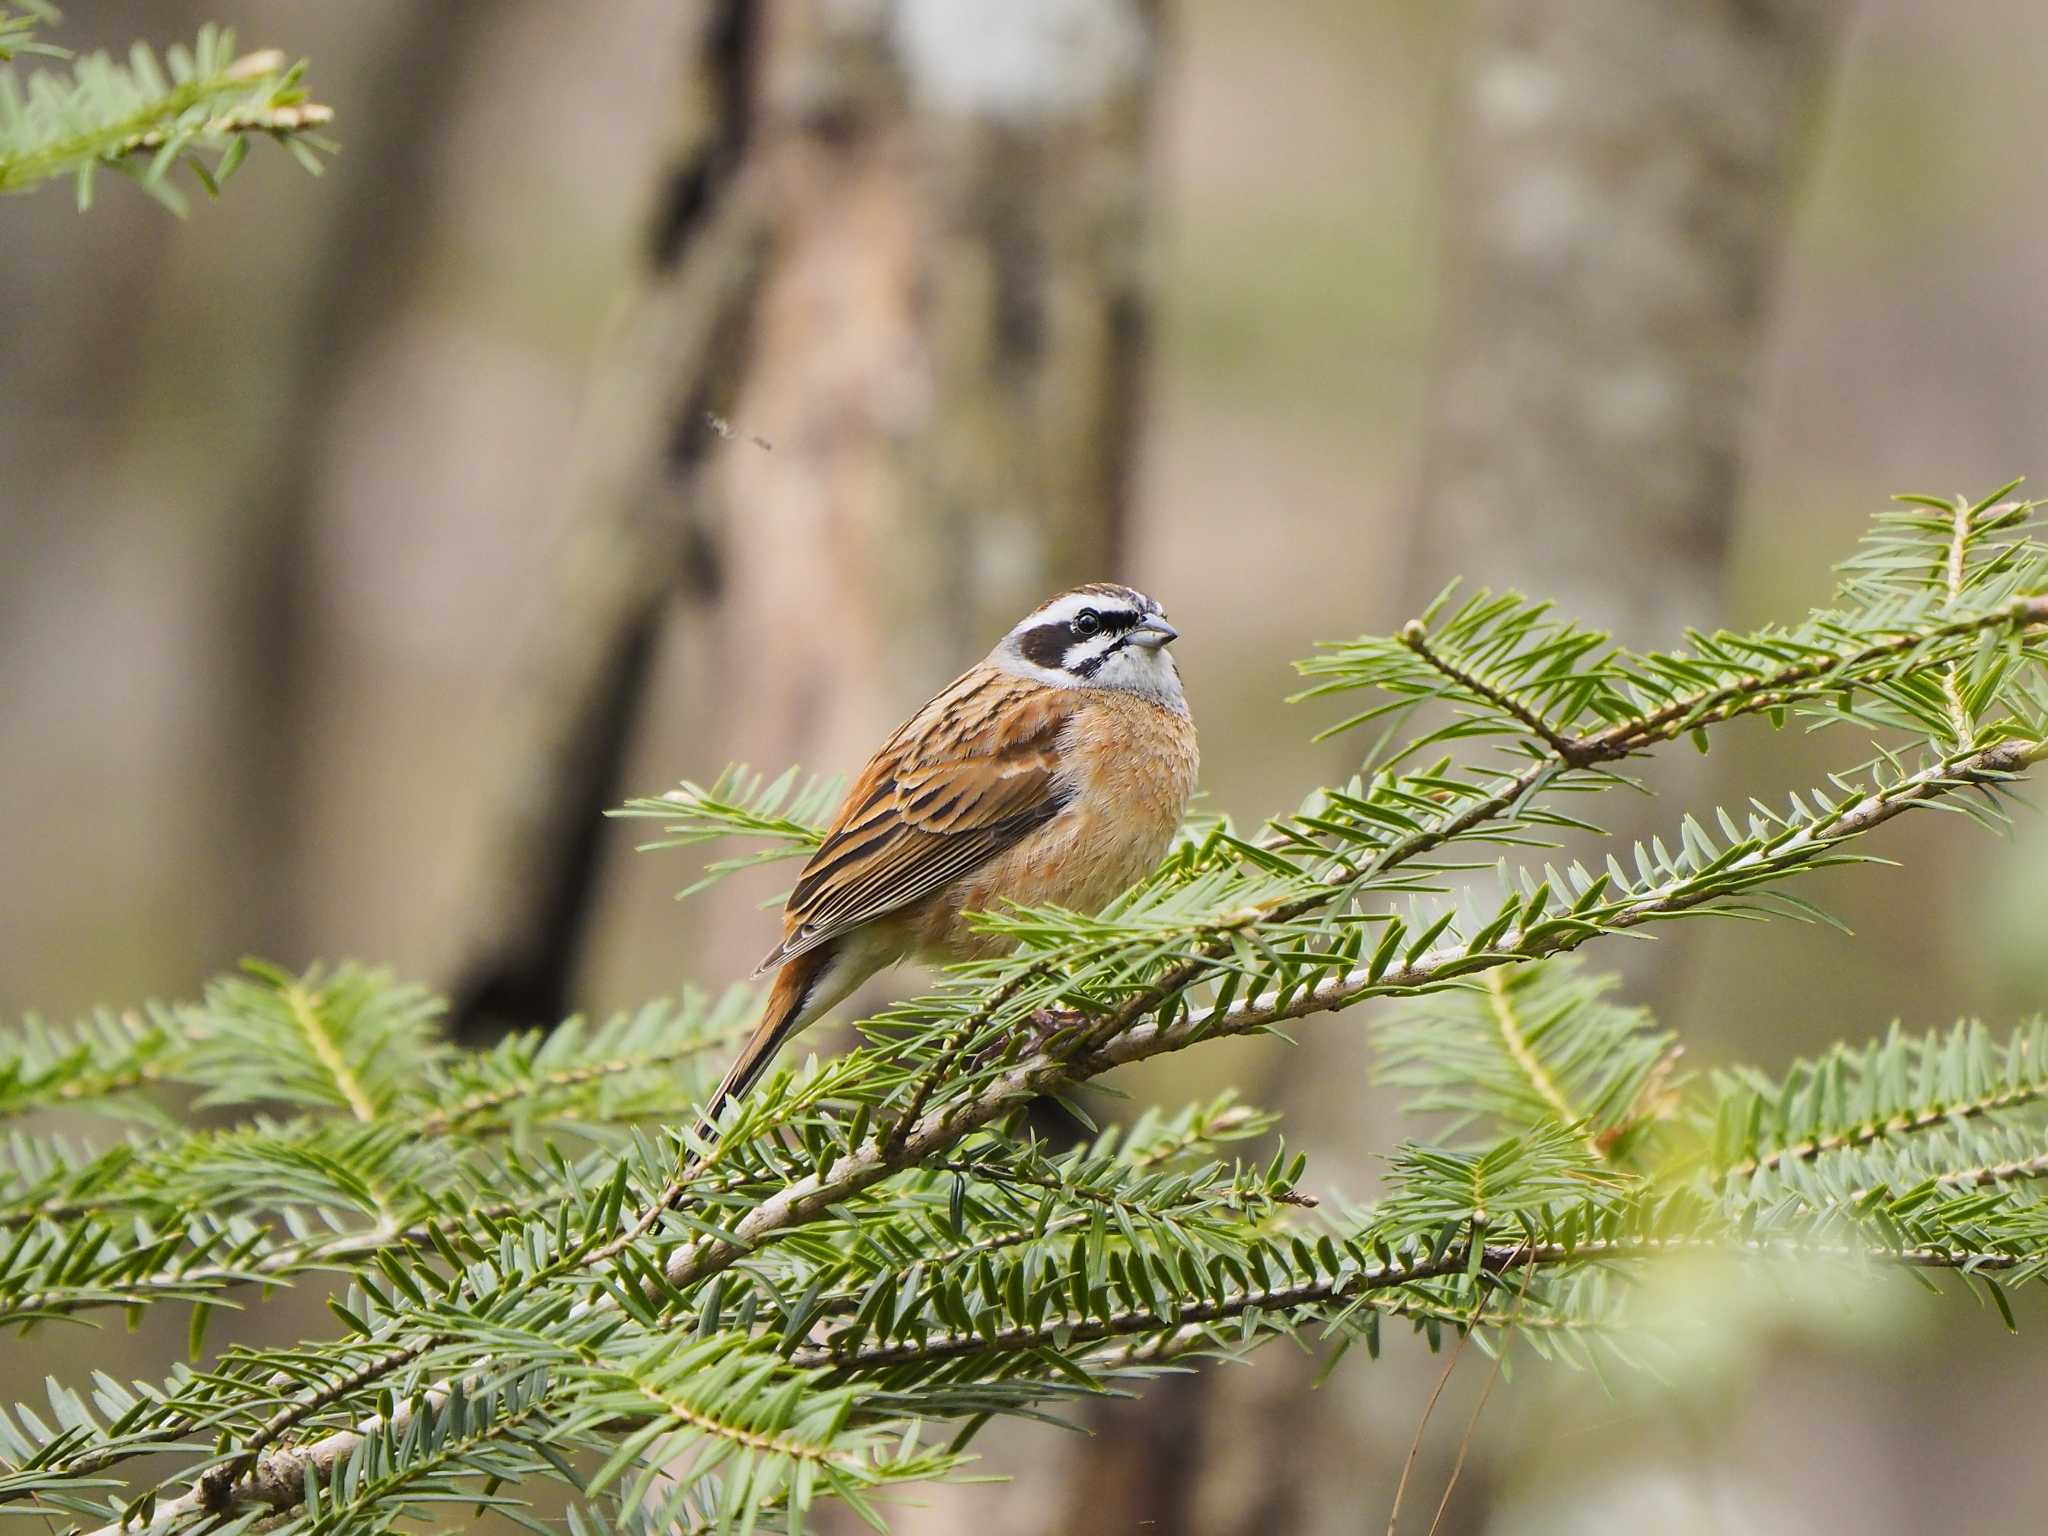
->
{"left": 0, "top": 11, "right": 330, "bottom": 212}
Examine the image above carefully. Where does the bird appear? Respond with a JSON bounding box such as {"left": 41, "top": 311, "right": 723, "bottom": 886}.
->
{"left": 696, "top": 582, "right": 1197, "bottom": 1137}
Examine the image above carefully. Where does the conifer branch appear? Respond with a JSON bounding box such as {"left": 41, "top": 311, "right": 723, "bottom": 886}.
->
{"left": 413, "top": 1033, "right": 737, "bottom": 1137}
{"left": 84, "top": 724, "right": 2043, "bottom": 1528}
{"left": 612, "top": 734, "right": 2043, "bottom": 1316}
{"left": 1095, "top": 739, "right": 2044, "bottom": 1071}
{"left": 0, "top": 23, "right": 331, "bottom": 211}
{"left": 789, "top": 1234, "right": 2028, "bottom": 1376}
{"left": 1482, "top": 970, "right": 1607, "bottom": 1163}
{"left": 1718, "top": 1037, "right": 2047, "bottom": 1181}
{"left": 13, "top": 493, "right": 2048, "bottom": 1535}
{"left": 81, "top": 1358, "right": 450, "bottom": 1536}
{"left": 284, "top": 979, "right": 376, "bottom": 1123}
{"left": 1944, "top": 502, "right": 1979, "bottom": 740}
{"left": 1581, "top": 595, "right": 2047, "bottom": 757}
{"left": 1399, "top": 618, "right": 1592, "bottom": 763}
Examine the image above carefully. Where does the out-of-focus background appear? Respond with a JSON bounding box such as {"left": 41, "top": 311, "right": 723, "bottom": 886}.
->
{"left": 5, "top": 1, "right": 2046, "bottom": 1531}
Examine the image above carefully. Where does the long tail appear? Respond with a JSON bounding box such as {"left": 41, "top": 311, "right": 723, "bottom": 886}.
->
{"left": 693, "top": 943, "right": 837, "bottom": 1149}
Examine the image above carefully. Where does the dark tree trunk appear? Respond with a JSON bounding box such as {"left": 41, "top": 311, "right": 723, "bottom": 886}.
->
{"left": 446, "top": 2, "right": 769, "bottom": 1037}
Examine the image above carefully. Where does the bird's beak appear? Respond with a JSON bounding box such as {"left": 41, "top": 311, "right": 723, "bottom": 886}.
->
{"left": 1128, "top": 616, "right": 1180, "bottom": 649}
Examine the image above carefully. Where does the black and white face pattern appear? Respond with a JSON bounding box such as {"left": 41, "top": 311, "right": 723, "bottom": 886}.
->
{"left": 993, "top": 584, "right": 1186, "bottom": 709}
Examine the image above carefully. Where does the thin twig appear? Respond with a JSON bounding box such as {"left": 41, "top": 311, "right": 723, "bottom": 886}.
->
{"left": 1425, "top": 1247, "right": 1538, "bottom": 1536}
{"left": 1400, "top": 619, "right": 1590, "bottom": 765}
{"left": 1387, "top": 1324, "right": 1469, "bottom": 1536}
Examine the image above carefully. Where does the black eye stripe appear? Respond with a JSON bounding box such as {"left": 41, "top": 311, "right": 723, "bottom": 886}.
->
{"left": 1018, "top": 609, "right": 1147, "bottom": 675}
{"left": 1019, "top": 622, "right": 1070, "bottom": 670}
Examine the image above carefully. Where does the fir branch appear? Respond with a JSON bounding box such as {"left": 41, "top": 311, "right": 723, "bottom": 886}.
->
{"left": 1480, "top": 969, "right": 1605, "bottom": 1163}
{"left": 79, "top": 1351, "right": 449, "bottom": 1536}
{"left": 0, "top": 1007, "right": 186, "bottom": 1122}
{"left": 1849, "top": 1151, "right": 2048, "bottom": 1204}
{"left": 203, "top": 1338, "right": 437, "bottom": 1508}
{"left": 275, "top": 1372, "right": 555, "bottom": 1534}
{"left": 1944, "top": 500, "right": 1979, "bottom": 740}
{"left": 1071, "top": 599, "right": 2048, "bottom": 1067}
{"left": 1399, "top": 617, "right": 1591, "bottom": 764}
{"left": 1716, "top": 1019, "right": 2048, "bottom": 1182}
{"left": 412, "top": 1041, "right": 729, "bottom": 1138}
{"left": 0, "top": 3, "right": 60, "bottom": 65}
{"left": 794, "top": 1240, "right": 1557, "bottom": 1372}
{"left": 1089, "top": 740, "right": 2045, "bottom": 1080}
{"left": 1581, "top": 595, "right": 2047, "bottom": 758}
{"left": 1376, "top": 958, "right": 1678, "bottom": 1160}
{"left": 14, "top": 493, "right": 2048, "bottom": 1535}
{"left": 611, "top": 765, "right": 839, "bottom": 901}
{"left": 283, "top": 979, "right": 375, "bottom": 1123}
{"left": 1724, "top": 1081, "right": 2048, "bottom": 1182}
{"left": 413, "top": 996, "right": 749, "bottom": 1137}
{"left": 0, "top": 24, "right": 331, "bottom": 211}
{"left": 792, "top": 1233, "right": 2030, "bottom": 1377}
{"left": 612, "top": 735, "right": 2041, "bottom": 1319}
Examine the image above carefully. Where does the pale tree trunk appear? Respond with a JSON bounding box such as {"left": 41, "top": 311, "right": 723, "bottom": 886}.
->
{"left": 683, "top": 0, "right": 1159, "bottom": 979}
{"left": 1104, "top": 5, "right": 1852, "bottom": 1535}
{"left": 1416, "top": 0, "right": 1851, "bottom": 640}
{"left": 446, "top": 0, "right": 1161, "bottom": 1037}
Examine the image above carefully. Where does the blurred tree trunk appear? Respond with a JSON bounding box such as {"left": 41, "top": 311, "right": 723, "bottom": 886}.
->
{"left": 0, "top": 2, "right": 482, "bottom": 1012}
{"left": 447, "top": 1, "right": 768, "bottom": 1035}
{"left": 1414, "top": 0, "right": 1851, "bottom": 641}
{"left": 1091, "top": 5, "right": 1853, "bottom": 1536}
{"left": 230, "top": 5, "right": 494, "bottom": 956}
{"left": 448, "top": 0, "right": 1161, "bottom": 1036}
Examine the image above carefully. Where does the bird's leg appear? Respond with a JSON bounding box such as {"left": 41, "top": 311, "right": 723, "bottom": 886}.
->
{"left": 1023, "top": 1006, "right": 1090, "bottom": 1051}
{"left": 964, "top": 1005, "right": 1091, "bottom": 1072}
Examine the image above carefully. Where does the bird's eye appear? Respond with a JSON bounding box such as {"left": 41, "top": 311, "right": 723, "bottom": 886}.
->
{"left": 1073, "top": 609, "right": 1102, "bottom": 638}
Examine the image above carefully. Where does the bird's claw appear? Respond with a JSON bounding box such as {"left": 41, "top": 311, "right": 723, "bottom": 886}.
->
{"left": 963, "top": 1006, "right": 1092, "bottom": 1073}
{"left": 1024, "top": 1006, "right": 1090, "bottom": 1051}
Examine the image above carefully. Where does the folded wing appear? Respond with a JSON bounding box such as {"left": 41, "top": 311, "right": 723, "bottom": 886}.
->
{"left": 753, "top": 673, "right": 1075, "bottom": 975}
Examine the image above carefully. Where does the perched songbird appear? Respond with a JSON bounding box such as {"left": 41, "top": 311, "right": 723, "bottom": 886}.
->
{"left": 698, "top": 583, "right": 1197, "bottom": 1132}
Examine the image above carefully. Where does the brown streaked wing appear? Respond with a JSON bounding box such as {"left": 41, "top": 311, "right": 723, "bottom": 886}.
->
{"left": 751, "top": 672, "right": 1075, "bottom": 975}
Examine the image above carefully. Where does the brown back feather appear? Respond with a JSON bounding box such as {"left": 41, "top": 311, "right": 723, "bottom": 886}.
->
{"left": 752, "top": 667, "right": 1076, "bottom": 976}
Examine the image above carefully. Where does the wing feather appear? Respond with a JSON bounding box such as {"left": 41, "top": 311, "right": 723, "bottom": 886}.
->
{"left": 753, "top": 672, "right": 1073, "bottom": 974}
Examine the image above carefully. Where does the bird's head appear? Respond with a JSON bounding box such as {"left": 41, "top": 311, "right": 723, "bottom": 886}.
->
{"left": 993, "top": 583, "right": 1185, "bottom": 709}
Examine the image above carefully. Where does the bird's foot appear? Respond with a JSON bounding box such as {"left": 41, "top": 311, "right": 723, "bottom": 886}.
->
{"left": 963, "top": 1006, "right": 1092, "bottom": 1073}
{"left": 1023, "top": 1006, "right": 1091, "bottom": 1052}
